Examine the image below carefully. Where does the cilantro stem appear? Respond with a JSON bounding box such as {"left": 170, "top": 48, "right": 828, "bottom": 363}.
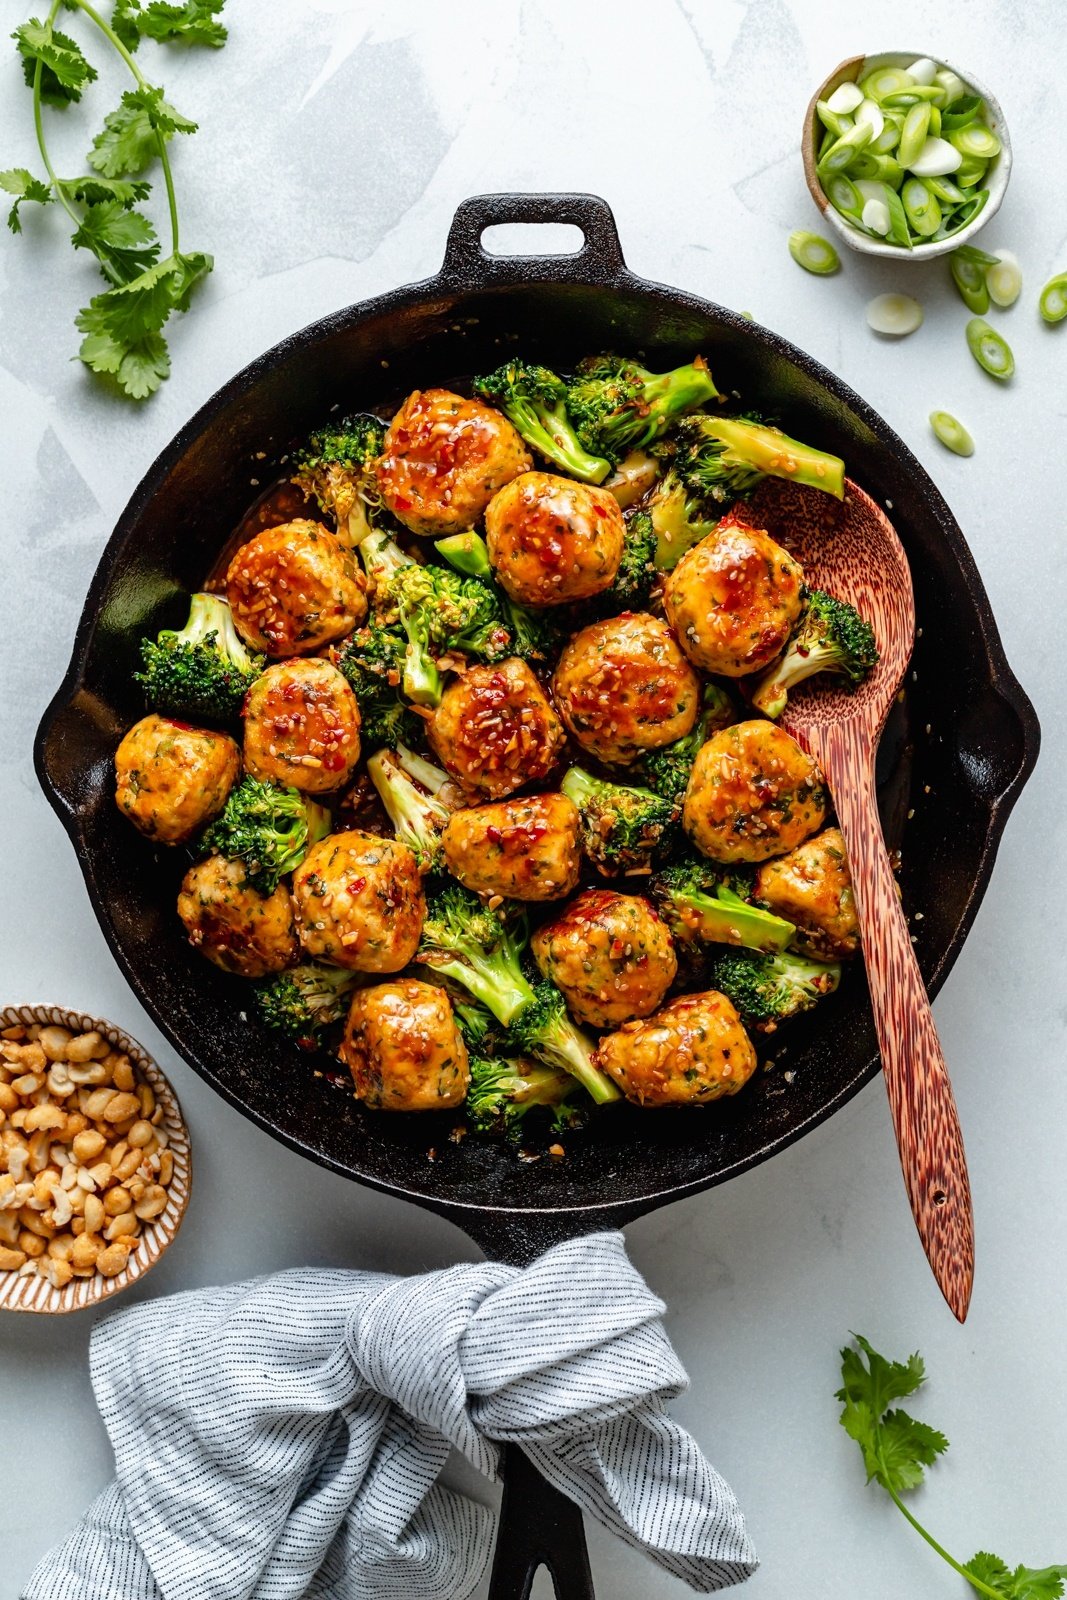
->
{"left": 875, "top": 1442, "right": 1003, "bottom": 1600}
{"left": 33, "top": 0, "right": 82, "bottom": 226}
{"left": 66, "top": 0, "right": 181, "bottom": 250}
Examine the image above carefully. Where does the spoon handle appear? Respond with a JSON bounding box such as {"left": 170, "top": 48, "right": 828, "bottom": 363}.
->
{"left": 809, "top": 722, "right": 975, "bottom": 1321}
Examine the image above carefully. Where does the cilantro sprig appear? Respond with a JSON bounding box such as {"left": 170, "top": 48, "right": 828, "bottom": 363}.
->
{"left": 2, "top": 0, "right": 227, "bottom": 398}
{"left": 839, "top": 1336, "right": 1066, "bottom": 1599}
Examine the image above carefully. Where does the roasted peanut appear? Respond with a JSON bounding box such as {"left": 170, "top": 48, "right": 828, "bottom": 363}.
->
{"left": 104, "top": 1092, "right": 140, "bottom": 1124}
{"left": 87, "top": 1161, "right": 113, "bottom": 1189}
{"left": 0, "top": 1083, "right": 16, "bottom": 1113}
{"left": 103, "top": 1186, "right": 131, "bottom": 1217}
{"left": 96, "top": 1242, "right": 130, "bottom": 1278}
{"left": 38, "top": 1026, "right": 73, "bottom": 1061}
{"left": 127, "top": 1120, "right": 154, "bottom": 1150}
{"left": 18, "top": 1230, "right": 46, "bottom": 1259}
{"left": 134, "top": 1185, "right": 167, "bottom": 1221}
{"left": 113, "top": 1149, "right": 141, "bottom": 1183}
{"left": 111, "top": 1056, "right": 135, "bottom": 1092}
{"left": 11, "top": 1073, "right": 43, "bottom": 1097}
{"left": 71, "top": 1232, "right": 102, "bottom": 1271}
{"left": 105, "top": 1212, "right": 138, "bottom": 1241}
{"left": 0, "top": 1245, "right": 27, "bottom": 1271}
{"left": 72, "top": 1129, "right": 106, "bottom": 1164}
{"left": 82, "top": 1193, "right": 105, "bottom": 1234}
{"left": 24, "top": 1103, "right": 66, "bottom": 1133}
{"left": 40, "top": 1256, "right": 74, "bottom": 1289}
{"left": 159, "top": 1150, "right": 173, "bottom": 1186}
{"left": 66, "top": 1031, "right": 109, "bottom": 1063}
{"left": 47, "top": 1234, "right": 75, "bottom": 1262}
{"left": 84, "top": 1088, "right": 116, "bottom": 1120}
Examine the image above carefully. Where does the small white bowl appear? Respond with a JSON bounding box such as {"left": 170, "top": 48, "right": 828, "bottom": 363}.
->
{"left": 802, "top": 52, "right": 1012, "bottom": 261}
{"left": 0, "top": 1005, "right": 191, "bottom": 1315}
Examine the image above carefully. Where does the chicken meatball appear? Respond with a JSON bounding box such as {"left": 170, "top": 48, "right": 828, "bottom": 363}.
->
{"left": 427, "top": 658, "right": 567, "bottom": 801}
{"left": 551, "top": 613, "right": 701, "bottom": 766}
{"left": 340, "top": 979, "right": 469, "bottom": 1111}
{"left": 485, "top": 471, "right": 625, "bottom": 607}
{"left": 683, "top": 720, "right": 828, "bottom": 865}
{"left": 177, "top": 855, "right": 297, "bottom": 978}
{"left": 594, "top": 991, "right": 757, "bottom": 1106}
{"left": 226, "top": 520, "right": 366, "bottom": 657}
{"left": 664, "top": 523, "right": 804, "bottom": 677}
{"left": 531, "top": 888, "right": 677, "bottom": 1031}
{"left": 754, "top": 826, "right": 859, "bottom": 960}
{"left": 376, "top": 389, "right": 531, "bottom": 538}
{"left": 442, "top": 792, "right": 581, "bottom": 902}
{"left": 115, "top": 715, "right": 239, "bottom": 845}
{"left": 243, "top": 658, "right": 361, "bottom": 794}
{"left": 292, "top": 830, "right": 424, "bottom": 972}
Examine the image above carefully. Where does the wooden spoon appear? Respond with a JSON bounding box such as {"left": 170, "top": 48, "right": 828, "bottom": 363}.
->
{"left": 729, "top": 477, "right": 975, "bottom": 1322}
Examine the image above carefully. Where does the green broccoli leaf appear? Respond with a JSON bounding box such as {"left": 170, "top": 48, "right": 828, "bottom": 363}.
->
{"left": 14, "top": 17, "right": 97, "bottom": 104}
{"left": 71, "top": 199, "right": 160, "bottom": 284}
{"left": 0, "top": 167, "right": 52, "bottom": 233}
{"left": 87, "top": 85, "right": 197, "bottom": 178}
{"left": 137, "top": 0, "right": 228, "bottom": 46}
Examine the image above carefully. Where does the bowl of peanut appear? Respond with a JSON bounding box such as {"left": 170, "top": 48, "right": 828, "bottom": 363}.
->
{"left": 0, "top": 1005, "right": 191, "bottom": 1314}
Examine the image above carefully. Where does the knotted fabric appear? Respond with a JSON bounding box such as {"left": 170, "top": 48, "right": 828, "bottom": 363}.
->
{"left": 24, "top": 1232, "right": 757, "bottom": 1598}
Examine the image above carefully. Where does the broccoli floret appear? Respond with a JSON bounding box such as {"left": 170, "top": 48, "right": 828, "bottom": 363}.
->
{"left": 509, "top": 981, "right": 620, "bottom": 1106}
{"left": 751, "top": 589, "right": 878, "bottom": 719}
{"left": 644, "top": 682, "right": 737, "bottom": 804}
{"left": 599, "top": 509, "right": 658, "bottom": 611}
{"left": 252, "top": 963, "right": 359, "bottom": 1050}
{"left": 414, "top": 886, "right": 619, "bottom": 1104}
{"left": 707, "top": 948, "right": 841, "bottom": 1029}
{"left": 358, "top": 527, "right": 417, "bottom": 605}
{"left": 652, "top": 857, "right": 796, "bottom": 953}
{"left": 566, "top": 353, "right": 718, "bottom": 465}
{"left": 291, "top": 414, "right": 385, "bottom": 544}
{"left": 388, "top": 562, "right": 510, "bottom": 706}
{"left": 452, "top": 998, "right": 498, "bottom": 1052}
{"left": 335, "top": 622, "right": 419, "bottom": 750}
{"left": 367, "top": 744, "right": 452, "bottom": 872}
{"left": 466, "top": 1053, "right": 588, "bottom": 1140}
{"left": 202, "top": 776, "right": 331, "bottom": 893}
{"left": 135, "top": 592, "right": 263, "bottom": 723}
{"left": 561, "top": 766, "right": 676, "bottom": 875}
{"left": 435, "top": 532, "right": 561, "bottom": 664}
{"left": 645, "top": 469, "right": 721, "bottom": 571}
{"left": 473, "top": 359, "right": 612, "bottom": 484}
{"left": 669, "top": 413, "right": 845, "bottom": 504}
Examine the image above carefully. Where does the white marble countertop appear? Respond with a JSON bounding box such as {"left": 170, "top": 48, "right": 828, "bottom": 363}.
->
{"left": 2, "top": 2, "right": 1064, "bottom": 1595}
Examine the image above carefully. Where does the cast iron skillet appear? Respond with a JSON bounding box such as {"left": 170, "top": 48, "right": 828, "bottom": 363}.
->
{"left": 35, "top": 195, "right": 1038, "bottom": 1596}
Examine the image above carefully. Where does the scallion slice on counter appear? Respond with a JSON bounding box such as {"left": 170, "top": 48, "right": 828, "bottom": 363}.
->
{"left": 866, "top": 293, "right": 923, "bottom": 335}
{"left": 948, "top": 244, "right": 997, "bottom": 312}
{"left": 1039, "top": 273, "right": 1067, "bottom": 323}
{"left": 788, "top": 230, "right": 841, "bottom": 274}
{"left": 986, "top": 250, "right": 1021, "bottom": 307}
{"left": 965, "top": 317, "right": 1014, "bottom": 378}
{"left": 929, "top": 411, "right": 974, "bottom": 456}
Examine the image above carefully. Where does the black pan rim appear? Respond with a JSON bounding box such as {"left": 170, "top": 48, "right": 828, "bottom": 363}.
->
{"left": 33, "top": 197, "right": 1040, "bottom": 1230}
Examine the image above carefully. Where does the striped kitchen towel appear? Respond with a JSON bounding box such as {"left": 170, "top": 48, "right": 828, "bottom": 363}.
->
{"left": 23, "top": 1231, "right": 757, "bottom": 1599}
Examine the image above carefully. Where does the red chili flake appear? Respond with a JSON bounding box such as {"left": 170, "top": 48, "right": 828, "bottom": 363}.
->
{"left": 347, "top": 876, "right": 367, "bottom": 895}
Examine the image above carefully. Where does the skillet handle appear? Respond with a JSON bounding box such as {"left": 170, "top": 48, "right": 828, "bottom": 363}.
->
{"left": 488, "top": 1444, "right": 595, "bottom": 1600}
{"left": 439, "top": 192, "right": 627, "bottom": 288}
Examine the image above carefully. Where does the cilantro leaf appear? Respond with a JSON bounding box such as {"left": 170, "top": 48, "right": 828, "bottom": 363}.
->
{"left": 876, "top": 1409, "right": 949, "bottom": 1494}
{"left": 79, "top": 323, "right": 171, "bottom": 398}
{"left": 57, "top": 174, "right": 152, "bottom": 206}
{"left": 71, "top": 200, "right": 160, "bottom": 284}
{"left": 138, "top": 0, "right": 228, "bottom": 47}
{"left": 110, "top": 0, "right": 143, "bottom": 51}
{"left": 75, "top": 249, "right": 211, "bottom": 397}
{"left": 966, "top": 1554, "right": 1067, "bottom": 1600}
{"left": 87, "top": 86, "right": 197, "bottom": 179}
{"left": 0, "top": 166, "right": 52, "bottom": 233}
{"left": 14, "top": 17, "right": 97, "bottom": 104}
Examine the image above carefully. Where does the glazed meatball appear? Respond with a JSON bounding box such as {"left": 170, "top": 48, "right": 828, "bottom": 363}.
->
{"left": 531, "top": 888, "right": 677, "bottom": 1031}
{"left": 340, "top": 979, "right": 469, "bottom": 1111}
{"left": 292, "top": 830, "right": 424, "bottom": 972}
{"left": 177, "top": 855, "right": 297, "bottom": 978}
{"left": 664, "top": 523, "right": 804, "bottom": 677}
{"left": 683, "top": 720, "right": 828, "bottom": 865}
{"left": 427, "top": 658, "right": 567, "bottom": 801}
{"left": 551, "top": 613, "right": 701, "bottom": 766}
{"left": 485, "top": 471, "right": 625, "bottom": 607}
{"left": 115, "top": 715, "right": 239, "bottom": 845}
{"left": 755, "top": 826, "right": 859, "bottom": 959}
{"left": 376, "top": 389, "right": 531, "bottom": 538}
{"left": 226, "top": 520, "right": 366, "bottom": 657}
{"left": 594, "top": 991, "right": 757, "bottom": 1107}
{"left": 442, "top": 792, "right": 581, "bottom": 902}
{"left": 243, "top": 658, "right": 361, "bottom": 794}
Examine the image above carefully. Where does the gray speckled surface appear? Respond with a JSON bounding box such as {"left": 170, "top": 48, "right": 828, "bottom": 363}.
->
{"left": 1, "top": 3, "right": 1064, "bottom": 1596}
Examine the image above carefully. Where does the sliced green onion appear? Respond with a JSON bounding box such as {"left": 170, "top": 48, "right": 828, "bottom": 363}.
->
{"left": 907, "top": 57, "right": 938, "bottom": 86}
{"left": 927, "top": 104, "right": 942, "bottom": 139}
{"left": 965, "top": 317, "right": 1014, "bottom": 379}
{"left": 955, "top": 155, "right": 989, "bottom": 188}
{"left": 872, "top": 118, "right": 902, "bottom": 154}
{"left": 934, "top": 189, "right": 989, "bottom": 239}
{"left": 867, "top": 293, "right": 924, "bottom": 335}
{"left": 881, "top": 184, "right": 913, "bottom": 247}
{"left": 881, "top": 85, "right": 943, "bottom": 106}
{"left": 862, "top": 66, "right": 916, "bottom": 101}
{"left": 861, "top": 197, "right": 891, "bottom": 236}
{"left": 788, "top": 230, "right": 840, "bottom": 275}
{"left": 934, "top": 67, "right": 967, "bottom": 104}
{"left": 898, "top": 102, "right": 932, "bottom": 167}
{"left": 940, "top": 94, "right": 982, "bottom": 131}
{"left": 1039, "top": 273, "right": 1067, "bottom": 323}
{"left": 825, "top": 173, "right": 864, "bottom": 220}
{"left": 956, "top": 243, "right": 1000, "bottom": 267}
{"left": 855, "top": 97, "right": 885, "bottom": 138}
{"left": 816, "top": 100, "right": 854, "bottom": 138}
{"left": 900, "top": 178, "right": 941, "bottom": 237}
{"left": 826, "top": 81, "right": 864, "bottom": 115}
{"left": 817, "top": 120, "right": 875, "bottom": 174}
{"left": 929, "top": 411, "right": 974, "bottom": 456}
{"left": 986, "top": 250, "right": 1021, "bottom": 308}
{"left": 847, "top": 152, "right": 882, "bottom": 180}
{"left": 909, "top": 136, "right": 963, "bottom": 176}
{"left": 924, "top": 175, "right": 966, "bottom": 204}
{"left": 949, "top": 123, "right": 1001, "bottom": 159}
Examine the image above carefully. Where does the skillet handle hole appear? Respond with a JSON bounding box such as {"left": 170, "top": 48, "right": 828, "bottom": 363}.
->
{"left": 480, "top": 222, "right": 586, "bottom": 259}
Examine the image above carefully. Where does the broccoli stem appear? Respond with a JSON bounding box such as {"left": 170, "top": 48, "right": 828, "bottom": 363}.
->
{"left": 661, "top": 882, "right": 796, "bottom": 953}
{"left": 434, "top": 532, "right": 493, "bottom": 580}
{"left": 535, "top": 1018, "right": 621, "bottom": 1105}
{"left": 698, "top": 418, "right": 845, "bottom": 499}
{"left": 513, "top": 403, "right": 613, "bottom": 483}
{"left": 401, "top": 645, "right": 443, "bottom": 709}
{"left": 428, "top": 954, "right": 535, "bottom": 1029}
